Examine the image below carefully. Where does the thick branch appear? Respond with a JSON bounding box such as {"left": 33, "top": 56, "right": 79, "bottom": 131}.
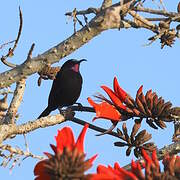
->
{"left": 101, "top": 0, "right": 112, "bottom": 9}
{"left": 0, "top": 114, "right": 65, "bottom": 143}
{"left": 1, "top": 2, "right": 180, "bottom": 88}
{"left": 3, "top": 79, "right": 26, "bottom": 124}
{"left": 0, "top": 1, "right": 136, "bottom": 89}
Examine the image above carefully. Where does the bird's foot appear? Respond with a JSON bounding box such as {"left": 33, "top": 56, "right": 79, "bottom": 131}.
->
{"left": 59, "top": 108, "right": 75, "bottom": 120}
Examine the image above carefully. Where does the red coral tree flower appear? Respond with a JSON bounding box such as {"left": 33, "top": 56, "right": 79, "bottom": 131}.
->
{"left": 90, "top": 162, "right": 138, "bottom": 180}
{"left": 34, "top": 124, "right": 97, "bottom": 180}
{"left": 87, "top": 77, "right": 135, "bottom": 135}
{"left": 90, "top": 149, "right": 180, "bottom": 180}
{"left": 88, "top": 77, "right": 130, "bottom": 123}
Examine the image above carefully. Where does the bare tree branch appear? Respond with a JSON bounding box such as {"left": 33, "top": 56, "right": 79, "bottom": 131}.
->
{"left": 0, "top": 114, "right": 65, "bottom": 144}
{"left": 3, "top": 79, "right": 26, "bottom": 124}
{"left": 129, "top": 10, "right": 157, "bottom": 31}
{"left": 0, "top": 1, "right": 179, "bottom": 168}
{"left": 133, "top": 6, "right": 178, "bottom": 17}
{"left": 65, "top": 8, "right": 100, "bottom": 16}
{"left": 101, "top": 0, "right": 112, "bottom": 9}
{"left": 0, "top": 88, "right": 13, "bottom": 95}
{"left": 0, "top": 1, "right": 179, "bottom": 89}
{"left": 0, "top": 1, "right": 143, "bottom": 89}
{"left": 1, "top": 6, "right": 23, "bottom": 68}
{"left": 0, "top": 40, "right": 15, "bottom": 50}
{"left": 0, "top": 144, "right": 44, "bottom": 161}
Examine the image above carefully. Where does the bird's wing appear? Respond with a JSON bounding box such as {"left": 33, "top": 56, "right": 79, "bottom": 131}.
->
{"left": 47, "top": 69, "right": 82, "bottom": 109}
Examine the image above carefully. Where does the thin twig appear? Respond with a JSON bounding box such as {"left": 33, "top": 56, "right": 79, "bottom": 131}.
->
{"left": 10, "top": 6, "right": 23, "bottom": 54}
{"left": 24, "top": 43, "right": 35, "bottom": 63}
{"left": 1, "top": 57, "right": 17, "bottom": 68}
{"left": 71, "top": 117, "right": 119, "bottom": 138}
{"left": 26, "top": 43, "right": 35, "bottom": 60}
{"left": 129, "top": 10, "right": 157, "bottom": 31}
{"left": 23, "top": 134, "right": 29, "bottom": 153}
{"left": 65, "top": 7, "right": 100, "bottom": 16}
{"left": 133, "top": 6, "right": 178, "bottom": 17}
{"left": 1, "top": 6, "right": 23, "bottom": 68}
{"left": 146, "top": 17, "right": 167, "bottom": 21}
{"left": 0, "top": 40, "right": 15, "bottom": 50}
{"left": 0, "top": 88, "right": 13, "bottom": 95}
{"left": 0, "top": 144, "right": 44, "bottom": 161}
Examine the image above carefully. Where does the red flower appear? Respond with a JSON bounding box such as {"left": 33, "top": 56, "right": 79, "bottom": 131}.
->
{"left": 88, "top": 76, "right": 174, "bottom": 131}
{"left": 88, "top": 77, "right": 131, "bottom": 124}
{"left": 88, "top": 97, "right": 122, "bottom": 122}
{"left": 90, "top": 149, "right": 180, "bottom": 180}
{"left": 90, "top": 162, "right": 138, "bottom": 180}
{"left": 113, "top": 77, "right": 128, "bottom": 103}
{"left": 34, "top": 124, "right": 97, "bottom": 180}
{"left": 163, "top": 153, "right": 180, "bottom": 176}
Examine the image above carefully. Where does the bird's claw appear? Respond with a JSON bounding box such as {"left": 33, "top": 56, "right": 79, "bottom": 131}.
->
{"left": 59, "top": 108, "right": 75, "bottom": 120}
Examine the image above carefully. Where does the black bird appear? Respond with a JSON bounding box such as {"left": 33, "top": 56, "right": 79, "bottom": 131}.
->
{"left": 38, "top": 59, "right": 86, "bottom": 118}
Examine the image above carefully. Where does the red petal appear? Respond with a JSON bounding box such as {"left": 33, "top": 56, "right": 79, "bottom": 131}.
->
{"left": 117, "top": 167, "right": 138, "bottom": 180}
{"left": 113, "top": 77, "right": 119, "bottom": 94}
{"left": 136, "top": 85, "right": 143, "bottom": 97}
{"left": 142, "top": 149, "right": 153, "bottom": 165}
{"left": 112, "top": 162, "right": 138, "bottom": 180}
{"left": 152, "top": 149, "right": 159, "bottom": 168}
{"left": 97, "top": 165, "right": 116, "bottom": 176}
{"left": 114, "top": 162, "right": 121, "bottom": 170}
{"left": 88, "top": 97, "right": 121, "bottom": 122}
{"left": 75, "top": 124, "right": 88, "bottom": 153}
{"left": 152, "top": 149, "right": 157, "bottom": 161}
{"left": 131, "top": 160, "right": 144, "bottom": 179}
{"left": 131, "top": 160, "right": 137, "bottom": 171}
{"left": 88, "top": 174, "right": 116, "bottom": 180}
{"left": 55, "top": 127, "right": 75, "bottom": 153}
{"left": 88, "top": 154, "right": 98, "bottom": 164}
{"left": 97, "top": 163, "right": 138, "bottom": 180}
{"left": 113, "top": 77, "right": 127, "bottom": 102}
{"left": 137, "top": 162, "right": 142, "bottom": 171}
{"left": 131, "top": 160, "right": 141, "bottom": 172}
{"left": 101, "top": 86, "right": 126, "bottom": 110}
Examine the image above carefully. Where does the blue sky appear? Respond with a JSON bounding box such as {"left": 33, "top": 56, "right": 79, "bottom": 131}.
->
{"left": 0, "top": 0, "right": 180, "bottom": 179}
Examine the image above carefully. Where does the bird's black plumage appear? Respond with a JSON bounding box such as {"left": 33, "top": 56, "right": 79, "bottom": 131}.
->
{"left": 38, "top": 59, "right": 86, "bottom": 118}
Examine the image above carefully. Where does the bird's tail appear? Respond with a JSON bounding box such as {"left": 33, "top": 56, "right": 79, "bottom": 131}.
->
{"left": 38, "top": 107, "right": 51, "bottom": 119}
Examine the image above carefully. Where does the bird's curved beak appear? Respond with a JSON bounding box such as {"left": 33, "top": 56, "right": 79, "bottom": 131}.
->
{"left": 78, "top": 59, "right": 87, "bottom": 63}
